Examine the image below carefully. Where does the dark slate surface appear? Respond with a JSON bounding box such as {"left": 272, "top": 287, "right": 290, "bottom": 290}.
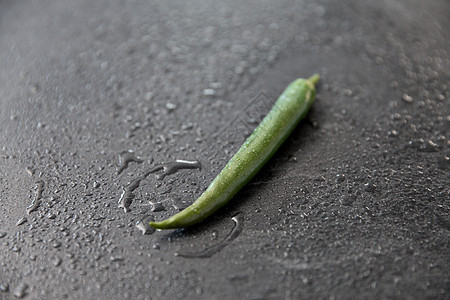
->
{"left": 0, "top": 0, "right": 448, "bottom": 299}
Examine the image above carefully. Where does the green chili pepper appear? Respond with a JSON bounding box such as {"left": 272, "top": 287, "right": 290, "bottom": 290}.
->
{"left": 150, "top": 74, "right": 320, "bottom": 229}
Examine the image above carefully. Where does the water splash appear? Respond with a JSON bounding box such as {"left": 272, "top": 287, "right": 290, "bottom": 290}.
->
{"left": 146, "top": 160, "right": 201, "bottom": 180}
{"left": 136, "top": 215, "right": 156, "bottom": 235}
{"left": 117, "top": 151, "right": 144, "bottom": 175}
{"left": 118, "top": 160, "right": 201, "bottom": 212}
{"left": 26, "top": 181, "right": 44, "bottom": 214}
{"left": 16, "top": 217, "right": 27, "bottom": 226}
{"left": 175, "top": 213, "right": 243, "bottom": 258}
{"left": 149, "top": 201, "right": 165, "bottom": 212}
{"left": 118, "top": 176, "right": 145, "bottom": 213}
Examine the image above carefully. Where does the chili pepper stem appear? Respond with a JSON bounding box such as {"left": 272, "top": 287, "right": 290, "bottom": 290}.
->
{"left": 308, "top": 74, "right": 320, "bottom": 85}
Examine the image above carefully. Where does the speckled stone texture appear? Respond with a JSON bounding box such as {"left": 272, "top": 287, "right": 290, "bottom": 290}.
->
{"left": 0, "top": 0, "right": 448, "bottom": 299}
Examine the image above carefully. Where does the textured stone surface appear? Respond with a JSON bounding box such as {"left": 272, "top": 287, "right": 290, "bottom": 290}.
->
{"left": 0, "top": 0, "right": 448, "bottom": 299}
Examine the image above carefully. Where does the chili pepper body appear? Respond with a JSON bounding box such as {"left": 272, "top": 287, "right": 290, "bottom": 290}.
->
{"left": 150, "top": 74, "right": 320, "bottom": 229}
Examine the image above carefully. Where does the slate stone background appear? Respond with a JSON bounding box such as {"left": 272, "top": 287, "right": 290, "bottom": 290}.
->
{"left": 0, "top": 0, "right": 448, "bottom": 299}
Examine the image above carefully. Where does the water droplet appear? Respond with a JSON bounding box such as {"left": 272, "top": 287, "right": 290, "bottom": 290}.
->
{"left": 13, "top": 282, "right": 28, "bottom": 298}
{"left": 0, "top": 283, "right": 9, "bottom": 292}
{"left": 336, "top": 174, "right": 345, "bottom": 182}
{"left": 203, "top": 89, "right": 216, "bottom": 96}
{"left": 26, "top": 181, "right": 44, "bottom": 214}
{"left": 427, "top": 140, "right": 438, "bottom": 148}
{"left": 146, "top": 159, "right": 201, "bottom": 180}
{"left": 25, "top": 167, "right": 34, "bottom": 176}
{"left": 109, "top": 256, "right": 123, "bottom": 262}
{"left": 117, "top": 151, "right": 144, "bottom": 175}
{"left": 16, "top": 217, "right": 27, "bottom": 226}
{"left": 30, "top": 84, "right": 39, "bottom": 94}
{"left": 165, "top": 103, "right": 177, "bottom": 112}
{"left": 52, "top": 241, "right": 61, "bottom": 248}
{"left": 135, "top": 216, "right": 156, "bottom": 235}
{"left": 46, "top": 213, "right": 56, "bottom": 219}
{"left": 402, "top": 93, "right": 413, "bottom": 103}
{"left": 388, "top": 130, "right": 399, "bottom": 137}
{"left": 118, "top": 160, "right": 201, "bottom": 212}
{"left": 118, "top": 176, "right": 145, "bottom": 213}
{"left": 176, "top": 213, "right": 243, "bottom": 258}
{"left": 53, "top": 256, "right": 62, "bottom": 267}
{"left": 364, "top": 182, "right": 376, "bottom": 192}
{"left": 149, "top": 201, "right": 165, "bottom": 212}
{"left": 172, "top": 198, "right": 188, "bottom": 211}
